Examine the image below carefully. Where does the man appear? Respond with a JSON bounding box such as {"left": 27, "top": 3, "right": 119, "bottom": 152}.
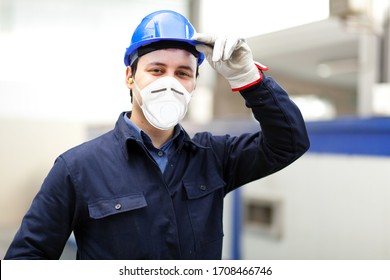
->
{"left": 5, "top": 10, "right": 309, "bottom": 259}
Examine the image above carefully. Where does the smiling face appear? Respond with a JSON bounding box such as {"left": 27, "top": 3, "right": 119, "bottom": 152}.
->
{"left": 125, "top": 48, "right": 198, "bottom": 132}
{"left": 130, "top": 48, "right": 198, "bottom": 93}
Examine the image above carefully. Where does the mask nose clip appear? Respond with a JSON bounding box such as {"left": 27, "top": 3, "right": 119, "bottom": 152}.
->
{"left": 171, "top": 88, "right": 184, "bottom": 95}
{"left": 151, "top": 88, "right": 168, "bottom": 94}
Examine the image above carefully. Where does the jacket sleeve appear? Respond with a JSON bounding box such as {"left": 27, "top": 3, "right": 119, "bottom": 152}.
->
{"left": 218, "top": 74, "right": 310, "bottom": 191}
{"left": 3, "top": 157, "right": 76, "bottom": 259}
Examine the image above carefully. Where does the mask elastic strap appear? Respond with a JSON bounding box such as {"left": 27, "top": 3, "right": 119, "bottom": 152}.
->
{"left": 132, "top": 79, "right": 143, "bottom": 108}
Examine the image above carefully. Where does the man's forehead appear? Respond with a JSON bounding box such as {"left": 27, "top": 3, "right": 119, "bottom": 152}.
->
{"left": 139, "top": 48, "right": 197, "bottom": 67}
{"left": 130, "top": 40, "right": 200, "bottom": 66}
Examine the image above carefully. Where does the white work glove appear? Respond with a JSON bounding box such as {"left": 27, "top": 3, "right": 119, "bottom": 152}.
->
{"left": 192, "top": 33, "right": 268, "bottom": 91}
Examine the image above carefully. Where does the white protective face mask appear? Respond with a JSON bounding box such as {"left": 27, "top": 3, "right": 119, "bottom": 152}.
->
{"left": 133, "top": 76, "right": 193, "bottom": 130}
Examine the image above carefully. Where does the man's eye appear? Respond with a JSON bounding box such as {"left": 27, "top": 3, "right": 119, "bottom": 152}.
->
{"left": 178, "top": 71, "right": 190, "bottom": 77}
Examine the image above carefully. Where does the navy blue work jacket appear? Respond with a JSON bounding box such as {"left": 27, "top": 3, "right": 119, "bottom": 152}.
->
{"left": 5, "top": 76, "right": 310, "bottom": 259}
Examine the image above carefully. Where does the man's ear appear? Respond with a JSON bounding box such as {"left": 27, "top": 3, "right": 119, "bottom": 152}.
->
{"left": 125, "top": 66, "right": 133, "bottom": 90}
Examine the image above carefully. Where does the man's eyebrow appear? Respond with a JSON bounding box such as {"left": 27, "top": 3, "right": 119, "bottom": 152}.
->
{"left": 146, "top": 62, "right": 166, "bottom": 67}
{"left": 177, "top": 65, "right": 195, "bottom": 73}
{"left": 146, "top": 62, "right": 194, "bottom": 72}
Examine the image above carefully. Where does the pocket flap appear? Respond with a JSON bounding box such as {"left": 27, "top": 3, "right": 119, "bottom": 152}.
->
{"left": 88, "top": 194, "right": 147, "bottom": 219}
{"left": 183, "top": 179, "right": 225, "bottom": 200}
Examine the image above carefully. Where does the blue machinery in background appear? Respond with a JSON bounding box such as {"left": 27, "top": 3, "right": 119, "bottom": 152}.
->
{"left": 231, "top": 188, "right": 242, "bottom": 260}
{"left": 230, "top": 117, "right": 390, "bottom": 259}
{"left": 306, "top": 117, "right": 390, "bottom": 157}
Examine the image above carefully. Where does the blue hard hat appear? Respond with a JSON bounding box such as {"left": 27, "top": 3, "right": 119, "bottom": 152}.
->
{"left": 124, "top": 10, "right": 204, "bottom": 66}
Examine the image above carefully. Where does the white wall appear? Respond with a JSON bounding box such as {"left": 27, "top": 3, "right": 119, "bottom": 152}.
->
{"left": 241, "top": 153, "right": 390, "bottom": 259}
{"left": 0, "top": 118, "right": 87, "bottom": 227}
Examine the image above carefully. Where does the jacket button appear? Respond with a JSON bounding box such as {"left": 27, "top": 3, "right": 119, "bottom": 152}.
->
{"left": 200, "top": 185, "right": 207, "bottom": 191}
{"left": 115, "top": 203, "right": 122, "bottom": 210}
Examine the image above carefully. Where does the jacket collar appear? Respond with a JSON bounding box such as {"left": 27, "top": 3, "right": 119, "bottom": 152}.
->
{"left": 114, "top": 112, "right": 207, "bottom": 160}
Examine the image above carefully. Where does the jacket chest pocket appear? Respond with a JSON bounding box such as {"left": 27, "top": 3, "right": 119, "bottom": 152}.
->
{"left": 88, "top": 193, "right": 147, "bottom": 219}
{"left": 183, "top": 176, "right": 226, "bottom": 249}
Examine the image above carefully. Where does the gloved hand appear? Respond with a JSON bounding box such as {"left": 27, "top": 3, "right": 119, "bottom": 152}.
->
{"left": 192, "top": 33, "right": 268, "bottom": 91}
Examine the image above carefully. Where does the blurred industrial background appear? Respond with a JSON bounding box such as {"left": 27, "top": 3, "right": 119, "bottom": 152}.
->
{"left": 1, "top": 0, "right": 390, "bottom": 259}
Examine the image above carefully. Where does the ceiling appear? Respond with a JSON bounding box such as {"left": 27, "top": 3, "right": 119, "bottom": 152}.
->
{"left": 247, "top": 17, "right": 360, "bottom": 90}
